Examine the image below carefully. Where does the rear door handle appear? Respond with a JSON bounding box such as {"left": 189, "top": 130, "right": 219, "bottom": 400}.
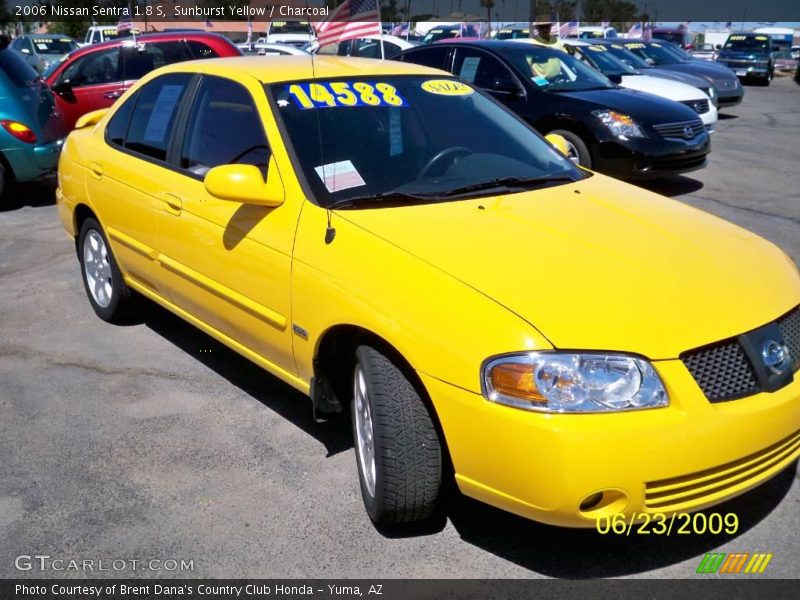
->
{"left": 88, "top": 162, "right": 103, "bottom": 179}
{"left": 162, "top": 193, "right": 182, "bottom": 216}
{"left": 103, "top": 91, "right": 122, "bottom": 99}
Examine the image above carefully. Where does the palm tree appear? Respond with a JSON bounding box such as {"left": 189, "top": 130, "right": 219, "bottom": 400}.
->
{"left": 480, "top": 0, "right": 494, "bottom": 36}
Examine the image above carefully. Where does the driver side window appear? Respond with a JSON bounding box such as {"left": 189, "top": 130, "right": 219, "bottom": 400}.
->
{"left": 453, "top": 49, "right": 515, "bottom": 89}
{"left": 179, "top": 76, "right": 271, "bottom": 178}
{"left": 59, "top": 48, "right": 120, "bottom": 87}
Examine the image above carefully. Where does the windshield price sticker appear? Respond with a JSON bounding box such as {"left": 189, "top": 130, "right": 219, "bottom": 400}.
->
{"left": 421, "top": 79, "right": 474, "bottom": 96}
{"left": 286, "top": 81, "right": 407, "bottom": 110}
{"left": 626, "top": 42, "right": 646, "bottom": 49}
{"left": 729, "top": 35, "right": 747, "bottom": 40}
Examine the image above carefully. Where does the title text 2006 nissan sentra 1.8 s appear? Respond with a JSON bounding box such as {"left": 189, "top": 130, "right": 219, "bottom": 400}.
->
{"left": 56, "top": 56, "right": 800, "bottom": 528}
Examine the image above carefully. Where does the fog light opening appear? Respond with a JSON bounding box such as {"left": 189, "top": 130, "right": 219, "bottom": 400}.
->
{"left": 577, "top": 489, "right": 629, "bottom": 520}
{"left": 579, "top": 492, "right": 604, "bottom": 511}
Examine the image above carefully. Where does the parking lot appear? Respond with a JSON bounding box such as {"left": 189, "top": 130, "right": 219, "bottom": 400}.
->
{"left": 0, "top": 76, "right": 798, "bottom": 579}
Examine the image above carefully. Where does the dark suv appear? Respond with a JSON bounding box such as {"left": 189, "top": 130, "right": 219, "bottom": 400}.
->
{"left": 716, "top": 33, "right": 775, "bottom": 85}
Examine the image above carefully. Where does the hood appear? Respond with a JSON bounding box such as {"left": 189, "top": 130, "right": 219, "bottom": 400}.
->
{"left": 558, "top": 87, "right": 699, "bottom": 125}
{"left": 619, "top": 74, "right": 707, "bottom": 102}
{"left": 662, "top": 61, "right": 737, "bottom": 81}
{"left": 718, "top": 51, "right": 769, "bottom": 61}
{"left": 338, "top": 175, "right": 800, "bottom": 359}
{"left": 646, "top": 68, "right": 712, "bottom": 90}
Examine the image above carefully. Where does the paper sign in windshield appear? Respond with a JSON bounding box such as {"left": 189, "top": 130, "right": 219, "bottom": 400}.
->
{"left": 420, "top": 79, "right": 474, "bottom": 96}
{"left": 314, "top": 160, "right": 366, "bottom": 193}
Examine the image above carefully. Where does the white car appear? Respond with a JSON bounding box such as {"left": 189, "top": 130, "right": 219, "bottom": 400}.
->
{"left": 261, "top": 21, "right": 315, "bottom": 48}
{"left": 553, "top": 39, "right": 718, "bottom": 131}
{"left": 237, "top": 42, "right": 309, "bottom": 56}
{"left": 308, "top": 35, "right": 417, "bottom": 59}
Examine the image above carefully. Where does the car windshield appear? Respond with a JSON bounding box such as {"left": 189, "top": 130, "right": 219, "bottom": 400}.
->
{"left": 623, "top": 41, "right": 683, "bottom": 65}
{"left": 269, "top": 76, "right": 582, "bottom": 207}
{"left": 604, "top": 43, "right": 653, "bottom": 69}
{"left": 501, "top": 46, "right": 615, "bottom": 91}
{"left": 30, "top": 38, "right": 77, "bottom": 54}
{"left": 724, "top": 35, "right": 770, "bottom": 51}
{"left": 422, "top": 28, "right": 459, "bottom": 43}
{"left": 653, "top": 32, "right": 685, "bottom": 46}
{"left": 576, "top": 44, "right": 638, "bottom": 76}
{"left": 496, "top": 28, "right": 530, "bottom": 40}
{"left": 270, "top": 21, "right": 312, "bottom": 35}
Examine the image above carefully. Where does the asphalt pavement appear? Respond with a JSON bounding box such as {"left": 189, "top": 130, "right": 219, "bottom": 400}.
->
{"left": 0, "top": 77, "right": 798, "bottom": 580}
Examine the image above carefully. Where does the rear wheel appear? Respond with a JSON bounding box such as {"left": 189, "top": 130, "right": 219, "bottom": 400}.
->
{"left": 352, "top": 344, "right": 443, "bottom": 525}
{"left": 549, "top": 129, "right": 592, "bottom": 168}
{"left": 0, "top": 162, "right": 6, "bottom": 206}
{"left": 78, "top": 218, "right": 141, "bottom": 323}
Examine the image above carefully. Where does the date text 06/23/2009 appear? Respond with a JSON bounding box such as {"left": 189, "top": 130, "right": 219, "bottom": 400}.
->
{"left": 596, "top": 512, "right": 739, "bottom": 536}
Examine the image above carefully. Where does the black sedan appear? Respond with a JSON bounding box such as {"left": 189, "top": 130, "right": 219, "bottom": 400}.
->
{"left": 619, "top": 40, "right": 744, "bottom": 107}
{"left": 394, "top": 41, "right": 710, "bottom": 180}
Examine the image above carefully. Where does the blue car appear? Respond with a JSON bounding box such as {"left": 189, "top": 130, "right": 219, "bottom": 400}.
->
{"left": 0, "top": 35, "right": 66, "bottom": 204}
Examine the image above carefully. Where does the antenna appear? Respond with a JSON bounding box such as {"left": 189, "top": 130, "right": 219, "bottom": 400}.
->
{"left": 308, "top": 0, "right": 335, "bottom": 243}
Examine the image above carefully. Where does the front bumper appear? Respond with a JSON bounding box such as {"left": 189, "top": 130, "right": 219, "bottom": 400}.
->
{"left": 590, "top": 133, "right": 710, "bottom": 180}
{"left": 421, "top": 361, "right": 800, "bottom": 528}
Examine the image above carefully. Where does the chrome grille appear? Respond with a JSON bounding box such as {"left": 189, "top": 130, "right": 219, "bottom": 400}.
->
{"left": 680, "top": 99, "right": 710, "bottom": 114}
{"left": 653, "top": 119, "right": 705, "bottom": 140}
{"left": 682, "top": 306, "right": 800, "bottom": 402}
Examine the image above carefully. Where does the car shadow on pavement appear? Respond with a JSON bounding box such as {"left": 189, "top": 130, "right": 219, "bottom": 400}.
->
{"left": 637, "top": 175, "right": 704, "bottom": 198}
{"left": 0, "top": 179, "right": 57, "bottom": 211}
{"left": 142, "top": 302, "right": 353, "bottom": 458}
{"left": 717, "top": 113, "right": 740, "bottom": 120}
{"left": 446, "top": 462, "right": 797, "bottom": 578}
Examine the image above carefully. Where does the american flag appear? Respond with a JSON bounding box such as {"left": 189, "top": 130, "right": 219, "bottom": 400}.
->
{"left": 314, "top": 0, "right": 382, "bottom": 48}
{"left": 642, "top": 21, "right": 652, "bottom": 41}
{"left": 558, "top": 21, "right": 579, "bottom": 37}
{"left": 391, "top": 22, "right": 409, "bottom": 37}
{"left": 15, "top": 21, "right": 23, "bottom": 38}
{"left": 627, "top": 22, "right": 642, "bottom": 37}
{"left": 246, "top": 18, "right": 253, "bottom": 44}
{"left": 117, "top": 6, "right": 133, "bottom": 34}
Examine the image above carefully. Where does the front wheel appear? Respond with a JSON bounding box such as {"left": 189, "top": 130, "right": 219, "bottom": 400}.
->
{"left": 352, "top": 344, "right": 443, "bottom": 525}
{"left": 78, "top": 218, "right": 141, "bottom": 323}
{"left": 548, "top": 129, "right": 592, "bottom": 168}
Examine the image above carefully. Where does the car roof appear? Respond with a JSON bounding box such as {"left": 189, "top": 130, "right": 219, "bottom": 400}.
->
{"left": 153, "top": 55, "right": 447, "bottom": 83}
{"left": 416, "top": 39, "right": 566, "bottom": 56}
{"left": 69, "top": 31, "right": 232, "bottom": 58}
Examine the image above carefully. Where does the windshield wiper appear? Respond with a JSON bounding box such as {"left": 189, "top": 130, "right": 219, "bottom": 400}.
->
{"left": 327, "top": 191, "right": 442, "bottom": 209}
{"left": 442, "top": 175, "right": 576, "bottom": 197}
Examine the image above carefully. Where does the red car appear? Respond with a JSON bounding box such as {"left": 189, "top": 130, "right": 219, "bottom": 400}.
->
{"left": 44, "top": 32, "right": 241, "bottom": 130}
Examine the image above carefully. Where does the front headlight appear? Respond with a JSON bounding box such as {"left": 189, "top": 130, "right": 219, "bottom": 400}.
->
{"left": 591, "top": 109, "right": 646, "bottom": 139}
{"left": 482, "top": 352, "right": 668, "bottom": 413}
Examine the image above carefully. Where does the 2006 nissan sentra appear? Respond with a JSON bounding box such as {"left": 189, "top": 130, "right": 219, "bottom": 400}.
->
{"left": 56, "top": 56, "right": 800, "bottom": 528}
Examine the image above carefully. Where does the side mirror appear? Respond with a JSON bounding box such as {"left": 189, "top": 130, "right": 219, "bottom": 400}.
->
{"left": 75, "top": 108, "right": 108, "bottom": 129}
{"left": 607, "top": 73, "right": 623, "bottom": 84}
{"left": 204, "top": 158, "right": 284, "bottom": 207}
{"left": 715, "top": 44, "right": 722, "bottom": 50}
{"left": 545, "top": 133, "right": 570, "bottom": 157}
{"left": 51, "top": 79, "right": 73, "bottom": 96}
{"left": 487, "top": 77, "right": 522, "bottom": 96}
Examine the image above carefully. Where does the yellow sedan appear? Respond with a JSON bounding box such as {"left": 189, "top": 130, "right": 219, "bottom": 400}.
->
{"left": 56, "top": 56, "right": 800, "bottom": 528}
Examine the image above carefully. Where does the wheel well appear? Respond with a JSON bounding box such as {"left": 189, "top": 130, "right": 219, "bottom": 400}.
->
{"left": 73, "top": 204, "right": 97, "bottom": 250}
{"left": 0, "top": 151, "right": 15, "bottom": 182}
{"left": 313, "top": 325, "right": 454, "bottom": 475}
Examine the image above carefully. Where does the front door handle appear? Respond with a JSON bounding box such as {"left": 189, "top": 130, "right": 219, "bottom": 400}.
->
{"left": 88, "top": 162, "right": 103, "bottom": 179}
{"left": 103, "top": 91, "right": 122, "bottom": 99}
{"left": 162, "top": 193, "right": 182, "bottom": 216}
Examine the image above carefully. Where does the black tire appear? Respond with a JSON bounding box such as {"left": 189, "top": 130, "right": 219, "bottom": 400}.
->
{"left": 77, "top": 218, "right": 141, "bottom": 323}
{"left": 351, "top": 344, "right": 442, "bottom": 525}
{"left": 549, "top": 129, "right": 592, "bottom": 168}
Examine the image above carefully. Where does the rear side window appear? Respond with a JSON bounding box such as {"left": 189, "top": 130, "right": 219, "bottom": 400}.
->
{"left": 185, "top": 41, "right": 220, "bottom": 59}
{"left": 398, "top": 46, "right": 451, "bottom": 71}
{"left": 124, "top": 73, "right": 192, "bottom": 161}
{"left": 0, "top": 48, "right": 39, "bottom": 86}
{"left": 106, "top": 90, "right": 138, "bottom": 146}
{"left": 179, "top": 76, "right": 270, "bottom": 177}
{"left": 122, "top": 42, "right": 191, "bottom": 80}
